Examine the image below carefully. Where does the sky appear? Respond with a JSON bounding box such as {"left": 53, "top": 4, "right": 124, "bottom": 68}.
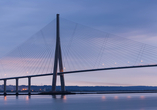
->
{"left": 0, "top": 0, "right": 157, "bottom": 86}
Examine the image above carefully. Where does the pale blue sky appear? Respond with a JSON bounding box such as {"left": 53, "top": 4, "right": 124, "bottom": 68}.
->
{"left": 0, "top": 0, "right": 157, "bottom": 86}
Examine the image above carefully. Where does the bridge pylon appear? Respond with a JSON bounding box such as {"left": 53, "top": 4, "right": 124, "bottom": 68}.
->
{"left": 52, "top": 14, "right": 65, "bottom": 92}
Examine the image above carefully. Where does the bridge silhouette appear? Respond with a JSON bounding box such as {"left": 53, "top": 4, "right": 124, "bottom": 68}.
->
{"left": 1, "top": 14, "right": 157, "bottom": 95}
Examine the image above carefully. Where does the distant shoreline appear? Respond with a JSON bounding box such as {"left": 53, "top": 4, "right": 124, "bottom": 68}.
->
{"left": 1, "top": 85, "right": 157, "bottom": 96}
{"left": 0, "top": 90, "right": 157, "bottom": 96}
{"left": 1, "top": 85, "right": 157, "bottom": 92}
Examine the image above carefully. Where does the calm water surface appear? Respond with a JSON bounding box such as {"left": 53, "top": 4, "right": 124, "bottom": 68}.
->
{"left": 1, "top": 93, "right": 157, "bottom": 110}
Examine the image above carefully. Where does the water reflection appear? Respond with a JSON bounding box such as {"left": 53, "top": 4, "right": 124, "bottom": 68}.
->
{"left": 61, "top": 95, "right": 66, "bottom": 100}
{"left": 0, "top": 94, "right": 157, "bottom": 110}
{"left": 114, "top": 96, "right": 118, "bottom": 99}
{"left": 16, "top": 95, "right": 18, "bottom": 99}
{"left": 102, "top": 96, "right": 106, "bottom": 100}
{"left": 52, "top": 95, "right": 66, "bottom": 100}
{"left": 52, "top": 95, "right": 56, "bottom": 99}
{"left": 140, "top": 96, "right": 145, "bottom": 99}
{"left": 4, "top": 96, "right": 7, "bottom": 101}
{"left": 127, "top": 96, "right": 131, "bottom": 99}
{"left": 26, "top": 95, "right": 31, "bottom": 101}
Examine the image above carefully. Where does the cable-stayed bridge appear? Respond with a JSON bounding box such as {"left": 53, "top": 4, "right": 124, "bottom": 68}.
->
{"left": 1, "top": 14, "right": 157, "bottom": 95}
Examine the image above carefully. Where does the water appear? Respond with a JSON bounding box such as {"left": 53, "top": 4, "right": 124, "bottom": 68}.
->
{"left": 1, "top": 93, "right": 157, "bottom": 110}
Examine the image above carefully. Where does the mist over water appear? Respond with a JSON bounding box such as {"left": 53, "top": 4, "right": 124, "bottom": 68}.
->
{"left": 1, "top": 93, "right": 157, "bottom": 110}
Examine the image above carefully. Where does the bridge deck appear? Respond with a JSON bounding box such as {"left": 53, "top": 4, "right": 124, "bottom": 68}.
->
{"left": 0, "top": 64, "right": 157, "bottom": 80}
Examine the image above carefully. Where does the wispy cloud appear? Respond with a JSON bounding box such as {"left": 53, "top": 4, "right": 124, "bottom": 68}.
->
{"left": 0, "top": 0, "right": 157, "bottom": 85}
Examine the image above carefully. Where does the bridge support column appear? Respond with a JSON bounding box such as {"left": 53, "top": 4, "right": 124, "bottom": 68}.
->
{"left": 4, "top": 79, "right": 6, "bottom": 95}
{"left": 59, "top": 42, "right": 65, "bottom": 91}
{"left": 60, "top": 75, "right": 65, "bottom": 91}
{"left": 52, "top": 14, "right": 66, "bottom": 92}
{"left": 16, "top": 78, "right": 18, "bottom": 95}
{"left": 28, "top": 77, "right": 31, "bottom": 95}
{"left": 52, "top": 14, "right": 60, "bottom": 92}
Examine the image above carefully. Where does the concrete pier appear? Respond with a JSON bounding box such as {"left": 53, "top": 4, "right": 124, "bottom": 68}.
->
{"left": 16, "top": 78, "right": 18, "bottom": 95}
{"left": 28, "top": 77, "right": 31, "bottom": 95}
{"left": 4, "top": 79, "right": 6, "bottom": 95}
{"left": 60, "top": 75, "right": 65, "bottom": 91}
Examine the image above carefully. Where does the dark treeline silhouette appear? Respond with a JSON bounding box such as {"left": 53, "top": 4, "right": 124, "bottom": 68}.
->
{"left": 0, "top": 85, "right": 157, "bottom": 92}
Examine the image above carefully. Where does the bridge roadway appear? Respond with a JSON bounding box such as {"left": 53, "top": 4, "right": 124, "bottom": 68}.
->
{"left": 1, "top": 64, "right": 157, "bottom": 95}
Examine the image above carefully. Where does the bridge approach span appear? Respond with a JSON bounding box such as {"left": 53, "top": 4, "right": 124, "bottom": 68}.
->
{"left": 0, "top": 64, "right": 157, "bottom": 81}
